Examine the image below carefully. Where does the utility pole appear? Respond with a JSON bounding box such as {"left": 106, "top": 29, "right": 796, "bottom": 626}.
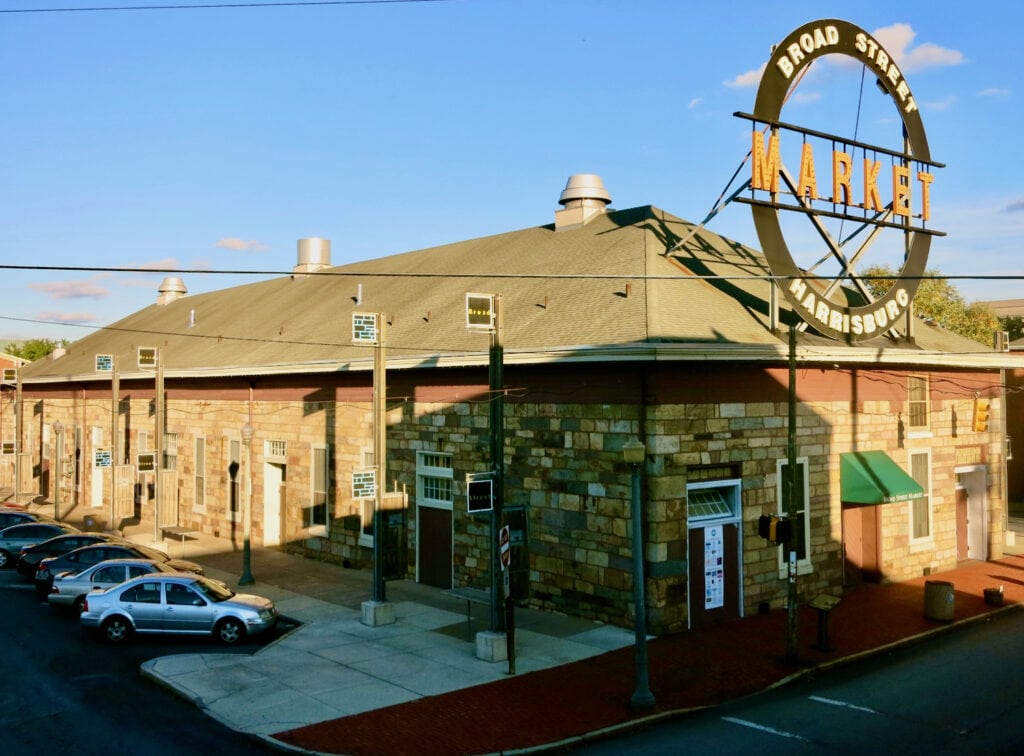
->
{"left": 372, "top": 315, "right": 387, "bottom": 603}
{"left": 355, "top": 311, "right": 394, "bottom": 627}
{"left": 111, "top": 357, "right": 119, "bottom": 526}
{"left": 14, "top": 370, "right": 22, "bottom": 503}
{"left": 785, "top": 324, "right": 799, "bottom": 662}
{"left": 153, "top": 349, "right": 164, "bottom": 544}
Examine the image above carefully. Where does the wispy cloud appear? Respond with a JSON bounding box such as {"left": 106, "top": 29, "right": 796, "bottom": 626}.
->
{"left": 132, "top": 258, "right": 179, "bottom": 271}
{"left": 979, "top": 87, "right": 1011, "bottom": 98}
{"left": 726, "top": 24, "right": 964, "bottom": 89}
{"left": 28, "top": 278, "right": 110, "bottom": 300}
{"left": 724, "top": 63, "right": 764, "bottom": 89}
{"left": 217, "top": 238, "right": 269, "bottom": 252}
{"left": 874, "top": 23, "right": 965, "bottom": 73}
{"left": 688, "top": 97, "right": 703, "bottom": 110}
{"left": 34, "top": 311, "right": 98, "bottom": 324}
{"left": 1006, "top": 200, "right": 1024, "bottom": 213}
{"left": 923, "top": 95, "right": 957, "bottom": 111}
{"left": 791, "top": 91, "right": 821, "bottom": 104}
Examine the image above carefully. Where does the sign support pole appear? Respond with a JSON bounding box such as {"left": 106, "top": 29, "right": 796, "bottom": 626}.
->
{"left": 489, "top": 296, "right": 505, "bottom": 634}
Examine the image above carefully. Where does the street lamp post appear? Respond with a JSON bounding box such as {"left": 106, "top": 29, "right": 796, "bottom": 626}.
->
{"left": 623, "top": 437, "right": 655, "bottom": 710}
{"left": 239, "top": 422, "right": 255, "bottom": 586}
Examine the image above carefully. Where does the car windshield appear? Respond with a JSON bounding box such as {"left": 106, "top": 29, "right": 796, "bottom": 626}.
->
{"left": 189, "top": 576, "right": 235, "bottom": 602}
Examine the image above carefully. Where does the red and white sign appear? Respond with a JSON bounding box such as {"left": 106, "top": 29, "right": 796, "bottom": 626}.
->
{"left": 499, "top": 525, "right": 511, "bottom": 570}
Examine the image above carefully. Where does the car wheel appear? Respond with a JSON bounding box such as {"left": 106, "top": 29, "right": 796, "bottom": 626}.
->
{"left": 102, "top": 616, "right": 132, "bottom": 644}
{"left": 216, "top": 617, "right": 245, "bottom": 645}
{"left": 0, "top": 550, "right": 9, "bottom": 569}
{"left": 72, "top": 595, "right": 86, "bottom": 614}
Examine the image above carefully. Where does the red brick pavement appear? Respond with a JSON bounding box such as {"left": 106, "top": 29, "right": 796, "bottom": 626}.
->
{"left": 275, "top": 556, "right": 1024, "bottom": 755}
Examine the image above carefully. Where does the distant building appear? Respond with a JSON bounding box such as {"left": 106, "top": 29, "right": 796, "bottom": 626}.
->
{"left": 11, "top": 177, "right": 1018, "bottom": 634}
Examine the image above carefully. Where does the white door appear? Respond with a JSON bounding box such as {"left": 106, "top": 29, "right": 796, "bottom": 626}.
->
{"left": 262, "top": 462, "right": 284, "bottom": 547}
{"left": 957, "top": 467, "right": 988, "bottom": 560}
{"left": 967, "top": 472, "right": 986, "bottom": 559}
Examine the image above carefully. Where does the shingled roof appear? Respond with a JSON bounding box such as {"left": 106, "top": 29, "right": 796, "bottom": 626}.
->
{"left": 21, "top": 204, "right": 1009, "bottom": 384}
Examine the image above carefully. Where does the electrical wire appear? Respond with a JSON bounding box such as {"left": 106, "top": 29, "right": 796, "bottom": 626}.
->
{"left": 0, "top": 0, "right": 449, "bottom": 14}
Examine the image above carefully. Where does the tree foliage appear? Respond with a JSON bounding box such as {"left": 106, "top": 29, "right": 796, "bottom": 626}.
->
{"left": 999, "top": 315, "right": 1024, "bottom": 342}
{"left": 860, "top": 265, "right": 1000, "bottom": 345}
{"left": 4, "top": 338, "right": 68, "bottom": 361}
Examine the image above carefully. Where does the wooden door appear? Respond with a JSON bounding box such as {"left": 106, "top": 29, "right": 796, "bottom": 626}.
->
{"left": 417, "top": 505, "right": 452, "bottom": 589}
{"left": 843, "top": 505, "right": 881, "bottom": 585}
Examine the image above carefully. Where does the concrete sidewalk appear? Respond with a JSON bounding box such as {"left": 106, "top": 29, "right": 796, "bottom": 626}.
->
{"left": 19, "top": 501, "right": 638, "bottom": 745}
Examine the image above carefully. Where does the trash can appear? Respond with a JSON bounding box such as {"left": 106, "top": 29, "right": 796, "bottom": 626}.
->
{"left": 83, "top": 514, "right": 107, "bottom": 532}
{"left": 924, "top": 580, "right": 955, "bottom": 621}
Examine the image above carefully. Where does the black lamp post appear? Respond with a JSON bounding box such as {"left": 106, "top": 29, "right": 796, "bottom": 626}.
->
{"left": 623, "top": 437, "right": 654, "bottom": 710}
{"left": 239, "top": 422, "right": 255, "bottom": 586}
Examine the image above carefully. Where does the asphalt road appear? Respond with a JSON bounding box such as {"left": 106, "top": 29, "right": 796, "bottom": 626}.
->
{"left": 0, "top": 566, "right": 294, "bottom": 755}
{"left": 578, "top": 609, "right": 1024, "bottom": 754}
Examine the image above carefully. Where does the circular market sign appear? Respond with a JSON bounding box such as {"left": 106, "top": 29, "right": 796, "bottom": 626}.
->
{"left": 741, "top": 19, "right": 943, "bottom": 342}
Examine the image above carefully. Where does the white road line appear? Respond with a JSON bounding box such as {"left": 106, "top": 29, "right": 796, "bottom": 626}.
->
{"left": 809, "top": 695, "right": 879, "bottom": 714}
{"left": 721, "top": 716, "right": 809, "bottom": 741}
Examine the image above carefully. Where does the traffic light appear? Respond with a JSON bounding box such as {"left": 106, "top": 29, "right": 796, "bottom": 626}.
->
{"left": 758, "top": 514, "right": 792, "bottom": 545}
{"left": 972, "top": 397, "right": 991, "bottom": 432}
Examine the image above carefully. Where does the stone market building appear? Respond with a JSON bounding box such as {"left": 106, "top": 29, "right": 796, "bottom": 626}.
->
{"left": 7, "top": 176, "right": 1016, "bottom": 635}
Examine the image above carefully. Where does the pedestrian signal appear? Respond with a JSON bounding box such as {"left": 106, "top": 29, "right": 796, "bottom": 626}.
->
{"left": 758, "top": 514, "right": 792, "bottom": 545}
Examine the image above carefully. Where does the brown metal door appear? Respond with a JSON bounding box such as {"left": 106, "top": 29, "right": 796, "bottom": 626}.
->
{"left": 688, "top": 523, "right": 740, "bottom": 628}
{"left": 417, "top": 506, "right": 452, "bottom": 589}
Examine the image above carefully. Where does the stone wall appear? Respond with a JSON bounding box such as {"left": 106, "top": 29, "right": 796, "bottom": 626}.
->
{"left": 20, "top": 365, "right": 1007, "bottom": 636}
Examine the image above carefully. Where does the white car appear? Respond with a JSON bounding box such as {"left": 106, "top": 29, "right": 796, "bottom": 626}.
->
{"left": 47, "top": 558, "right": 182, "bottom": 612}
{"left": 80, "top": 573, "right": 278, "bottom": 645}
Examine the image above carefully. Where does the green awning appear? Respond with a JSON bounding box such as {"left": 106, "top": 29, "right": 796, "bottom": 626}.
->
{"left": 840, "top": 451, "right": 924, "bottom": 505}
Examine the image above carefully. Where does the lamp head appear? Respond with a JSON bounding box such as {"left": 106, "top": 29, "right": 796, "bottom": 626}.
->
{"left": 622, "top": 437, "right": 646, "bottom": 465}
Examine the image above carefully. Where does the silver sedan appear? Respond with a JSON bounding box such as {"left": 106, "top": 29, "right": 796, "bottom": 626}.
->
{"left": 47, "top": 558, "right": 181, "bottom": 612}
{"left": 80, "top": 573, "right": 278, "bottom": 645}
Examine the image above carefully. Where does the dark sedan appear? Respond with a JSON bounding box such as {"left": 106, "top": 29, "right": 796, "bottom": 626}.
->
{"left": 0, "top": 508, "right": 56, "bottom": 530}
{"left": 0, "top": 522, "right": 80, "bottom": 568}
{"left": 16, "top": 532, "right": 129, "bottom": 578}
{"left": 35, "top": 542, "right": 204, "bottom": 596}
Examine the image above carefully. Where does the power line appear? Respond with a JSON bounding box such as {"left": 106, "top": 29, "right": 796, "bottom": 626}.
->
{"left": 1, "top": 263, "right": 1023, "bottom": 283}
{"left": 0, "top": 0, "right": 449, "bottom": 13}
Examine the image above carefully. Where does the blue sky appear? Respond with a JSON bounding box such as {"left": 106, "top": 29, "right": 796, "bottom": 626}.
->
{"left": 1, "top": 0, "right": 1022, "bottom": 343}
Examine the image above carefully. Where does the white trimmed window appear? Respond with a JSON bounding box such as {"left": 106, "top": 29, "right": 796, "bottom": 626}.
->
{"left": 309, "top": 444, "right": 329, "bottom": 537}
{"left": 228, "top": 438, "right": 241, "bottom": 522}
{"left": 417, "top": 451, "right": 454, "bottom": 510}
{"left": 909, "top": 450, "right": 932, "bottom": 541}
{"left": 163, "top": 432, "right": 178, "bottom": 471}
{"left": 358, "top": 450, "right": 376, "bottom": 547}
{"left": 908, "top": 375, "right": 929, "bottom": 430}
{"left": 776, "top": 457, "right": 811, "bottom": 576}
